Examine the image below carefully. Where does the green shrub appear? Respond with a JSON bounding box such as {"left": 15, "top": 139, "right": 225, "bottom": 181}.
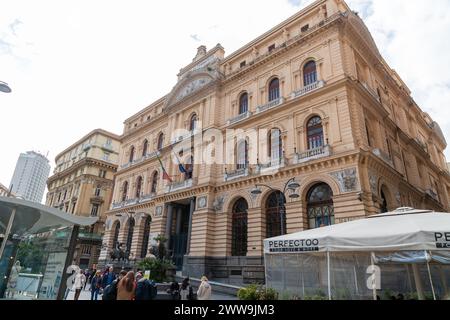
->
{"left": 237, "top": 285, "right": 278, "bottom": 300}
{"left": 137, "top": 257, "right": 174, "bottom": 283}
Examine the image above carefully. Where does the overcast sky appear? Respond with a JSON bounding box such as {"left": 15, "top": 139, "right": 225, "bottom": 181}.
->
{"left": 1, "top": 0, "right": 450, "bottom": 196}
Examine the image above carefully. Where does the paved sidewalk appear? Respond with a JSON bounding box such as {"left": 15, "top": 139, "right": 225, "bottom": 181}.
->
{"left": 65, "top": 286, "right": 237, "bottom": 300}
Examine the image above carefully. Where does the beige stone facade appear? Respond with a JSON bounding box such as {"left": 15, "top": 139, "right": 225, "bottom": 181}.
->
{"left": 46, "top": 129, "right": 120, "bottom": 269}
{"left": 100, "top": 0, "right": 450, "bottom": 284}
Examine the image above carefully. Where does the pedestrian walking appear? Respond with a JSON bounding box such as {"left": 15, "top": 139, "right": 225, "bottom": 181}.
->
{"left": 90, "top": 271, "right": 102, "bottom": 300}
{"left": 179, "top": 277, "right": 194, "bottom": 300}
{"left": 196, "top": 276, "right": 211, "bottom": 300}
{"left": 117, "top": 271, "right": 136, "bottom": 300}
{"left": 73, "top": 269, "right": 86, "bottom": 300}
{"left": 101, "top": 266, "right": 116, "bottom": 289}
{"left": 84, "top": 269, "right": 91, "bottom": 290}
{"left": 135, "top": 276, "right": 157, "bottom": 300}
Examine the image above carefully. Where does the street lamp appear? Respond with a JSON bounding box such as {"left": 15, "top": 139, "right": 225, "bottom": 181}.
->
{"left": 251, "top": 177, "right": 301, "bottom": 235}
{"left": 0, "top": 81, "right": 12, "bottom": 93}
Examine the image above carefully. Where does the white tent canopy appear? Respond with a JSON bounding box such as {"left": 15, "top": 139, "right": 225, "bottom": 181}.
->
{"left": 264, "top": 208, "right": 450, "bottom": 254}
{"left": 263, "top": 208, "right": 450, "bottom": 300}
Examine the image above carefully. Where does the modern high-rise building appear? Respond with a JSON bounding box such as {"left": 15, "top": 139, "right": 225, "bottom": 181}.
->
{"left": 9, "top": 151, "right": 50, "bottom": 203}
{"left": 100, "top": 0, "right": 450, "bottom": 284}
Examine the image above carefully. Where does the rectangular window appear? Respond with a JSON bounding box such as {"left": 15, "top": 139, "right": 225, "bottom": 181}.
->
{"left": 90, "top": 204, "right": 99, "bottom": 217}
{"left": 268, "top": 44, "right": 275, "bottom": 52}
{"left": 240, "top": 61, "right": 246, "bottom": 68}
{"left": 301, "top": 24, "right": 309, "bottom": 32}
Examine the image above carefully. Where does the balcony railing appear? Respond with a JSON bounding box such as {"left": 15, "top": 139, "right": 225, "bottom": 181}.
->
{"left": 224, "top": 167, "right": 249, "bottom": 181}
{"left": 102, "top": 143, "right": 114, "bottom": 152}
{"left": 361, "top": 82, "right": 381, "bottom": 103}
{"left": 83, "top": 143, "right": 92, "bottom": 151}
{"left": 426, "top": 189, "right": 439, "bottom": 201}
{"left": 171, "top": 129, "right": 200, "bottom": 145}
{"left": 256, "top": 97, "right": 284, "bottom": 114}
{"left": 292, "top": 80, "right": 325, "bottom": 99}
{"left": 227, "top": 111, "right": 253, "bottom": 125}
{"left": 294, "top": 145, "right": 331, "bottom": 164}
{"left": 166, "top": 178, "right": 194, "bottom": 193}
{"left": 120, "top": 152, "right": 160, "bottom": 170}
{"left": 413, "top": 138, "right": 429, "bottom": 153}
{"left": 256, "top": 157, "right": 285, "bottom": 174}
{"left": 372, "top": 148, "right": 394, "bottom": 167}
{"left": 111, "top": 193, "right": 156, "bottom": 209}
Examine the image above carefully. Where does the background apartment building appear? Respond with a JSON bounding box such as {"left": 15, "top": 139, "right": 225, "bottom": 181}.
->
{"left": 99, "top": 0, "right": 450, "bottom": 284}
{"left": 46, "top": 129, "right": 120, "bottom": 269}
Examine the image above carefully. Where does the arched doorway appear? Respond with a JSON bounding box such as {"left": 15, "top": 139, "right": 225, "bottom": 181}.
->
{"left": 307, "top": 183, "right": 334, "bottom": 229}
{"left": 266, "top": 191, "right": 286, "bottom": 238}
{"left": 140, "top": 216, "right": 152, "bottom": 258}
{"left": 231, "top": 198, "right": 248, "bottom": 256}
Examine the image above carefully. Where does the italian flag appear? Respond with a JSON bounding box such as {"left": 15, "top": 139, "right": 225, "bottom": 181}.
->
{"left": 156, "top": 154, "right": 172, "bottom": 182}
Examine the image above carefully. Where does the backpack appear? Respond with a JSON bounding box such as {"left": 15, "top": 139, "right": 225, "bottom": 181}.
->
{"left": 102, "top": 279, "right": 118, "bottom": 300}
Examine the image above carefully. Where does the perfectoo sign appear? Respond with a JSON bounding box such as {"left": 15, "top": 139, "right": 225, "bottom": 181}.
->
{"left": 267, "top": 239, "right": 320, "bottom": 253}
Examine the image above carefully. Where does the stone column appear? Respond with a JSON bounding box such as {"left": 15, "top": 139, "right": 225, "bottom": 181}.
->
{"left": 130, "top": 217, "right": 145, "bottom": 260}
{"left": 186, "top": 198, "right": 195, "bottom": 254}
{"left": 247, "top": 207, "right": 264, "bottom": 257}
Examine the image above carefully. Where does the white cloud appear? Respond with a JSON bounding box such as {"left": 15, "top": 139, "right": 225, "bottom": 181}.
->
{"left": 1, "top": 0, "right": 450, "bottom": 196}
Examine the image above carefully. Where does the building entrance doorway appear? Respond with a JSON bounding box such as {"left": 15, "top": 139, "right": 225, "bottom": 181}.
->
{"left": 167, "top": 198, "right": 195, "bottom": 270}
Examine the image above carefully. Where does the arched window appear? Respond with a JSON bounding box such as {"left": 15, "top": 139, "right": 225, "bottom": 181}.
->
{"left": 231, "top": 198, "right": 248, "bottom": 256}
{"left": 268, "top": 128, "right": 282, "bottom": 163}
{"left": 129, "top": 146, "right": 135, "bottom": 163}
{"left": 142, "top": 139, "right": 148, "bottom": 157}
{"left": 125, "top": 218, "right": 135, "bottom": 254}
{"left": 303, "top": 60, "right": 317, "bottom": 86}
{"left": 380, "top": 188, "right": 388, "bottom": 213}
{"left": 140, "top": 216, "right": 152, "bottom": 258}
{"left": 189, "top": 114, "right": 197, "bottom": 131}
{"left": 307, "top": 183, "right": 334, "bottom": 229}
{"left": 151, "top": 171, "right": 159, "bottom": 193}
{"left": 157, "top": 133, "right": 164, "bottom": 151}
{"left": 112, "top": 222, "right": 120, "bottom": 249}
{"left": 135, "top": 176, "right": 143, "bottom": 198}
{"left": 307, "top": 116, "right": 324, "bottom": 149}
{"left": 239, "top": 93, "right": 248, "bottom": 114}
{"left": 266, "top": 191, "right": 286, "bottom": 238}
{"left": 236, "top": 140, "right": 248, "bottom": 170}
{"left": 121, "top": 181, "right": 128, "bottom": 202}
{"left": 268, "top": 78, "right": 280, "bottom": 102}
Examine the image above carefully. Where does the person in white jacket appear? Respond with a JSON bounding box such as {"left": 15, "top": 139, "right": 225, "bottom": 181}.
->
{"left": 73, "top": 269, "right": 86, "bottom": 300}
{"left": 196, "top": 276, "right": 212, "bottom": 300}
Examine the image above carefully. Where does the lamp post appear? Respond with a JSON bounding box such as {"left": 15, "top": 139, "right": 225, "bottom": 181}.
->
{"left": 0, "top": 81, "right": 11, "bottom": 93}
{"left": 251, "top": 177, "right": 300, "bottom": 235}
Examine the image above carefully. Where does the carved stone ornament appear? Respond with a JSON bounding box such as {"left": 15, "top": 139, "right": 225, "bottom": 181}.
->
{"left": 105, "top": 218, "right": 112, "bottom": 231}
{"left": 155, "top": 206, "right": 163, "bottom": 217}
{"left": 395, "top": 192, "right": 401, "bottom": 206}
{"left": 369, "top": 175, "right": 378, "bottom": 194}
{"left": 174, "top": 76, "right": 212, "bottom": 103}
{"left": 330, "top": 168, "right": 359, "bottom": 193}
{"left": 198, "top": 196, "right": 207, "bottom": 209}
{"left": 212, "top": 195, "right": 225, "bottom": 212}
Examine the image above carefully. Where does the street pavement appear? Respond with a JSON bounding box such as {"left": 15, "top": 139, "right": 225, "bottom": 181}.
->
{"left": 66, "top": 284, "right": 238, "bottom": 300}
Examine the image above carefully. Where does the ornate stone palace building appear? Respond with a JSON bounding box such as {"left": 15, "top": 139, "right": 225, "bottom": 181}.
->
{"left": 46, "top": 129, "right": 121, "bottom": 270}
{"left": 99, "top": 0, "right": 450, "bottom": 284}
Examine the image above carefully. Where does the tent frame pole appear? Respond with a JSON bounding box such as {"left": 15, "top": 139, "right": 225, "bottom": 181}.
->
{"left": 327, "top": 251, "right": 331, "bottom": 300}
{"left": 370, "top": 252, "right": 377, "bottom": 301}
{"left": 0, "top": 207, "right": 16, "bottom": 261}
{"left": 425, "top": 251, "right": 436, "bottom": 300}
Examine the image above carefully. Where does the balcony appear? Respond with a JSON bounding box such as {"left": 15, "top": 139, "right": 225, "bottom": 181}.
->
{"left": 83, "top": 143, "right": 92, "bottom": 151}
{"left": 166, "top": 178, "right": 195, "bottom": 193}
{"left": 361, "top": 81, "right": 381, "bottom": 103}
{"left": 227, "top": 111, "right": 253, "bottom": 125}
{"left": 224, "top": 167, "right": 249, "bottom": 181}
{"left": 171, "top": 129, "right": 200, "bottom": 145}
{"left": 90, "top": 196, "right": 104, "bottom": 204}
{"left": 426, "top": 189, "right": 439, "bottom": 201}
{"left": 256, "top": 157, "right": 286, "bottom": 175}
{"left": 102, "top": 143, "right": 114, "bottom": 152}
{"left": 111, "top": 193, "right": 156, "bottom": 210}
{"left": 413, "top": 138, "right": 429, "bottom": 153}
{"left": 372, "top": 148, "right": 394, "bottom": 167}
{"left": 291, "top": 80, "right": 325, "bottom": 99}
{"left": 143, "top": 151, "right": 159, "bottom": 161}
{"left": 140, "top": 193, "right": 156, "bottom": 202}
{"left": 256, "top": 97, "right": 284, "bottom": 114}
{"left": 294, "top": 145, "right": 331, "bottom": 164}
{"left": 120, "top": 162, "right": 131, "bottom": 170}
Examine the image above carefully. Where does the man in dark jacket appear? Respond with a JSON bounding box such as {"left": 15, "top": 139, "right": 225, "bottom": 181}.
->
{"left": 135, "top": 278, "right": 157, "bottom": 300}
{"left": 101, "top": 266, "right": 116, "bottom": 289}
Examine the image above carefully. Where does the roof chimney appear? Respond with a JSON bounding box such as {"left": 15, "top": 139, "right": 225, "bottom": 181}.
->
{"left": 193, "top": 45, "right": 207, "bottom": 61}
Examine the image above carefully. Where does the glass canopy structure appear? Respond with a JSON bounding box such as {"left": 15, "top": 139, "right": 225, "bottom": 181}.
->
{"left": 0, "top": 196, "right": 97, "bottom": 300}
